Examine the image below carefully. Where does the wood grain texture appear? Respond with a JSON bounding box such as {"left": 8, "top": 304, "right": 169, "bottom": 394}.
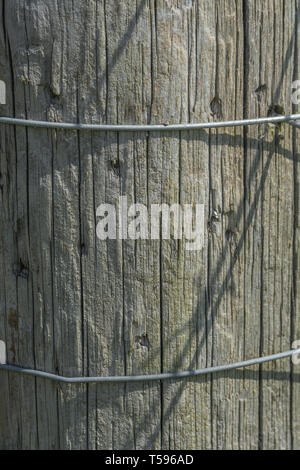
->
{"left": 0, "top": 0, "right": 299, "bottom": 450}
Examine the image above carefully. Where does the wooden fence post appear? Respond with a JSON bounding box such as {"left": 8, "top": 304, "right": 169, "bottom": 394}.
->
{"left": 0, "top": 0, "right": 299, "bottom": 450}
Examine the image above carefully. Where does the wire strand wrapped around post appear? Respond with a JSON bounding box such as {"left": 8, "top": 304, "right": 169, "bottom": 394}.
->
{"left": 0, "top": 349, "right": 299, "bottom": 384}
{"left": 0, "top": 114, "right": 299, "bottom": 131}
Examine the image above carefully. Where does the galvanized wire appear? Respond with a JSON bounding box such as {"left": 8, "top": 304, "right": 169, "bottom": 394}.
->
{"left": 0, "top": 114, "right": 299, "bottom": 131}
{"left": 0, "top": 349, "right": 299, "bottom": 384}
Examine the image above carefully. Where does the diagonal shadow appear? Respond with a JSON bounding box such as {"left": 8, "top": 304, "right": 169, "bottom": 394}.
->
{"left": 99, "top": 0, "right": 148, "bottom": 100}
{"left": 121, "top": 131, "right": 277, "bottom": 449}
{"left": 120, "top": 5, "right": 300, "bottom": 450}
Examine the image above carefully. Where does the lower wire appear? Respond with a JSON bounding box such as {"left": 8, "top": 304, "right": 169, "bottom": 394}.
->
{"left": 0, "top": 348, "right": 299, "bottom": 384}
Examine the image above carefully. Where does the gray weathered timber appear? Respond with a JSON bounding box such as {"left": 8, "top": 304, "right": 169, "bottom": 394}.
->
{"left": 0, "top": 0, "right": 299, "bottom": 450}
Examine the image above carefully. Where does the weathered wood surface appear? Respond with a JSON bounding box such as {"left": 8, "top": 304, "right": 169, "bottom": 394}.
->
{"left": 0, "top": 0, "right": 299, "bottom": 449}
